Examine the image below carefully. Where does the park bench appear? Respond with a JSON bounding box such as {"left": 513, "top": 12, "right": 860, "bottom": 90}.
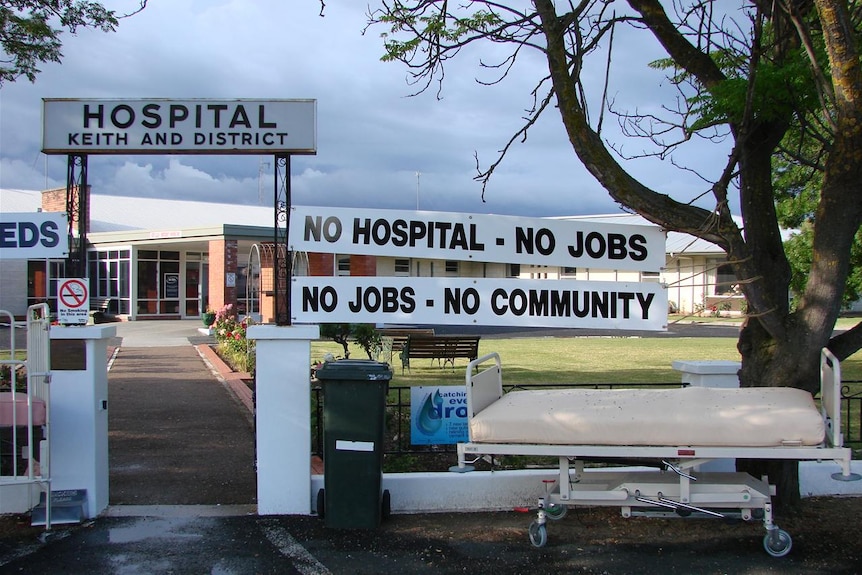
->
{"left": 400, "top": 334, "right": 481, "bottom": 373}
{"left": 88, "top": 297, "right": 112, "bottom": 324}
{"left": 376, "top": 328, "right": 435, "bottom": 363}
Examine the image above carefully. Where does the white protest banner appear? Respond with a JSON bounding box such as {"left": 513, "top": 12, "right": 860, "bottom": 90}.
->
{"left": 289, "top": 205, "right": 665, "bottom": 272}
{"left": 0, "top": 212, "right": 68, "bottom": 259}
{"left": 292, "top": 277, "right": 667, "bottom": 330}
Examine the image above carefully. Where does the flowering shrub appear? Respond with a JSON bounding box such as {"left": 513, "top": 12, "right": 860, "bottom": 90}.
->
{"left": 212, "top": 304, "right": 255, "bottom": 373}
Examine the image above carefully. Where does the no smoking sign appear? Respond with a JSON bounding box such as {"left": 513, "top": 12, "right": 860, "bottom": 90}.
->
{"left": 57, "top": 278, "right": 90, "bottom": 325}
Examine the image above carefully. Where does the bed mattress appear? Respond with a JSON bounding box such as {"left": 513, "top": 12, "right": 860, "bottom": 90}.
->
{"left": 469, "top": 386, "right": 825, "bottom": 447}
{"left": 0, "top": 393, "right": 47, "bottom": 427}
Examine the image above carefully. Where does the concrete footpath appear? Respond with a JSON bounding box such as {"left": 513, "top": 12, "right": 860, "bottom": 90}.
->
{"left": 1, "top": 321, "right": 861, "bottom": 574}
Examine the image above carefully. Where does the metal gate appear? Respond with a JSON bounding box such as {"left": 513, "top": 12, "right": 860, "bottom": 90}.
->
{"left": 0, "top": 304, "right": 52, "bottom": 527}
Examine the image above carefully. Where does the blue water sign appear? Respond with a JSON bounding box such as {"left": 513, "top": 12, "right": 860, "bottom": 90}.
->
{"left": 410, "top": 386, "right": 469, "bottom": 445}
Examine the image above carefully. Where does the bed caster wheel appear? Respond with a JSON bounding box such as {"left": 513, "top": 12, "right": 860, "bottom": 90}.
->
{"left": 381, "top": 489, "right": 391, "bottom": 520}
{"left": 316, "top": 489, "right": 325, "bottom": 520}
{"left": 763, "top": 529, "right": 792, "bottom": 557}
{"left": 528, "top": 521, "right": 548, "bottom": 548}
{"left": 545, "top": 504, "right": 567, "bottom": 520}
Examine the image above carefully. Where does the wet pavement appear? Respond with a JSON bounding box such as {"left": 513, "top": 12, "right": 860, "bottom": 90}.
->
{"left": 4, "top": 498, "right": 862, "bottom": 574}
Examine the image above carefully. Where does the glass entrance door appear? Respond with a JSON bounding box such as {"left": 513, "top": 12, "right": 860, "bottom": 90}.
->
{"left": 185, "top": 261, "right": 201, "bottom": 316}
{"left": 136, "top": 250, "right": 180, "bottom": 317}
{"left": 183, "top": 253, "right": 208, "bottom": 317}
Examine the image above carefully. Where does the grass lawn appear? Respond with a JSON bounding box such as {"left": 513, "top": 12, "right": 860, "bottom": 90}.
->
{"left": 312, "top": 335, "right": 862, "bottom": 388}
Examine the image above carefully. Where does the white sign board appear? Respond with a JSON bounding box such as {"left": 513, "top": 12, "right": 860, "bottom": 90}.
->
{"left": 292, "top": 277, "right": 667, "bottom": 330}
{"left": 289, "top": 206, "right": 665, "bottom": 271}
{"left": 57, "top": 278, "right": 90, "bottom": 325}
{"left": 42, "top": 99, "right": 317, "bottom": 155}
{"left": 0, "top": 212, "right": 68, "bottom": 259}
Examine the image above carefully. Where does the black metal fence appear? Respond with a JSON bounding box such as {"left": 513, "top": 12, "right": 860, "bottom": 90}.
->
{"left": 839, "top": 380, "right": 862, "bottom": 445}
{"left": 310, "top": 379, "right": 862, "bottom": 466}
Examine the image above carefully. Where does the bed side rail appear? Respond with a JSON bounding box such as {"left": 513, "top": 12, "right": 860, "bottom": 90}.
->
{"left": 26, "top": 304, "right": 51, "bottom": 403}
{"left": 466, "top": 352, "right": 503, "bottom": 420}
{"left": 820, "top": 347, "right": 842, "bottom": 448}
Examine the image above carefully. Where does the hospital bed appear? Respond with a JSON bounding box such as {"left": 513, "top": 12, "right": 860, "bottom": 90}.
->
{"left": 454, "top": 349, "right": 858, "bottom": 557}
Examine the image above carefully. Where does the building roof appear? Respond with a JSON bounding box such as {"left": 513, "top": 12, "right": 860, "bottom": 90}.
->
{"left": 2, "top": 188, "right": 273, "bottom": 234}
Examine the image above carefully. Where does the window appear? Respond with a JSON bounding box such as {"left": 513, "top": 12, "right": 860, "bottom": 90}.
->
{"left": 135, "top": 249, "right": 180, "bottom": 315}
{"left": 87, "top": 248, "right": 131, "bottom": 314}
{"left": 641, "top": 270, "right": 661, "bottom": 283}
{"left": 394, "top": 259, "right": 410, "bottom": 276}
{"left": 529, "top": 265, "right": 550, "bottom": 279}
{"left": 337, "top": 256, "right": 351, "bottom": 276}
{"left": 714, "top": 262, "right": 738, "bottom": 295}
{"left": 27, "top": 260, "right": 66, "bottom": 311}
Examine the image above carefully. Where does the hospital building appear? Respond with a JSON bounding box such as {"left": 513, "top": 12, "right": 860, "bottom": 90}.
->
{"left": 1, "top": 187, "right": 749, "bottom": 322}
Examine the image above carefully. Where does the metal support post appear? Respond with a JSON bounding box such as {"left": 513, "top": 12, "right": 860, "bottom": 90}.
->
{"left": 65, "top": 154, "right": 89, "bottom": 278}
{"left": 273, "top": 153, "right": 291, "bottom": 325}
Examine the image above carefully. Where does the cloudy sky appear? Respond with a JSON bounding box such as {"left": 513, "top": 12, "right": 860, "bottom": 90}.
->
{"left": 0, "top": 0, "right": 731, "bottom": 217}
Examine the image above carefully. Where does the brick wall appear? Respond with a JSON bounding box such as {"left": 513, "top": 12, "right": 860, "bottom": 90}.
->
{"left": 209, "top": 239, "right": 238, "bottom": 313}
{"left": 308, "top": 252, "right": 334, "bottom": 276}
{"left": 350, "top": 255, "right": 377, "bottom": 276}
{"left": 41, "top": 186, "right": 90, "bottom": 233}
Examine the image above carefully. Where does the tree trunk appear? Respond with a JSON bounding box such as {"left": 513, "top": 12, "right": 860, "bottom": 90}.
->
{"left": 533, "top": 0, "right": 862, "bottom": 508}
{"left": 737, "top": 459, "right": 800, "bottom": 509}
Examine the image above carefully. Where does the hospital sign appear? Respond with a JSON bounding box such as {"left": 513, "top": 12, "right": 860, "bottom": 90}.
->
{"left": 42, "top": 98, "right": 317, "bottom": 155}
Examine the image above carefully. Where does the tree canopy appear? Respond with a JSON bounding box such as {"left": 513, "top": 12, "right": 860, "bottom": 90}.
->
{"left": 332, "top": 0, "right": 862, "bottom": 506}
{"left": 0, "top": 0, "right": 146, "bottom": 85}
{"left": 342, "top": 0, "right": 862, "bottom": 396}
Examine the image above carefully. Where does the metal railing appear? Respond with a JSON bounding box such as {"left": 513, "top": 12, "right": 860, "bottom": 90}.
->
{"left": 0, "top": 305, "right": 52, "bottom": 527}
{"left": 838, "top": 380, "right": 862, "bottom": 446}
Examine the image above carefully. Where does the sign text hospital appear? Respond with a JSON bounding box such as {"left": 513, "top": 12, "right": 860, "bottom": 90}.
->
{"left": 42, "top": 99, "right": 317, "bottom": 155}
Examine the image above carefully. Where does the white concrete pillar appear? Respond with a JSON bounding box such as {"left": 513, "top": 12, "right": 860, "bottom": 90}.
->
{"left": 247, "top": 324, "right": 319, "bottom": 515}
{"left": 672, "top": 359, "right": 741, "bottom": 472}
{"left": 49, "top": 324, "right": 115, "bottom": 519}
{"left": 671, "top": 359, "right": 741, "bottom": 388}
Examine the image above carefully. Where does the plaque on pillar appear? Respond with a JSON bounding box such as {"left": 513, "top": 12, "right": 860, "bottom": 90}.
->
{"left": 50, "top": 340, "right": 87, "bottom": 371}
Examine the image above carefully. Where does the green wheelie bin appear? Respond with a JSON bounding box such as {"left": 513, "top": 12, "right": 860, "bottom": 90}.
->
{"left": 315, "top": 359, "right": 392, "bottom": 529}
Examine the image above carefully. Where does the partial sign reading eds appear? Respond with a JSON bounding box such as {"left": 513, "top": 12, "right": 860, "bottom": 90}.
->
{"left": 290, "top": 206, "right": 665, "bottom": 271}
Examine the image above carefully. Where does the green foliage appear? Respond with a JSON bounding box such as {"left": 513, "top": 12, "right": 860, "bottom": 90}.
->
{"left": 318, "top": 323, "right": 382, "bottom": 360}
{"left": 651, "top": 12, "right": 861, "bottom": 313}
{"left": 0, "top": 364, "right": 27, "bottom": 392}
{"left": 653, "top": 43, "right": 818, "bottom": 133}
{"left": 783, "top": 225, "right": 862, "bottom": 309}
{"left": 0, "top": 0, "right": 124, "bottom": 85}
{"left": 319, "top": 323, "right": 352, "bottom": 358}
{"left": 771, "top": 101, "right": 862, "bottom": 308}
{"left": 378, "top": 7, "right": 501, "bottom": 63}
{"left": 352, "top": 323, "right": 382, "bottom": 360}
